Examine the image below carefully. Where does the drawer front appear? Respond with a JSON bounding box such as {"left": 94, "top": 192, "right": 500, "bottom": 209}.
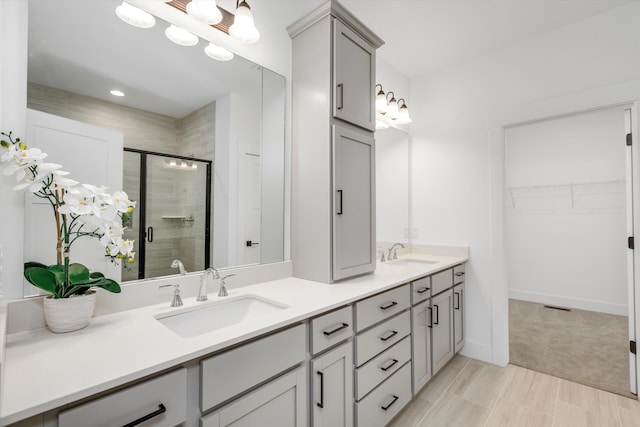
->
{"left": 411, "top": 276, "right": 431, "bottom": 305}
{"left": 201, "top": 324, "right": 306, "bottom": 411}
{"left": 311, "top": 305, "right": 353, "bottom": 355}
{"left": 454, "top": 264, "right": 466, "bottom": 285}
{"left": 431, "top": 269, "right": 453, "bottom": 296}
{"left": 355, "top": 284, "right": 410, "bottom": 331}
{"left": 356, "top": 362, "right": 412, "bottom": 427}
{"left": 355, "top": 311, "right": 410, "bottom": 367}
{"left": 58, "top": 368, "right": 187, "bottom": 427}
{"left": 355, "top": 336, "right": 411, "bottom": 400}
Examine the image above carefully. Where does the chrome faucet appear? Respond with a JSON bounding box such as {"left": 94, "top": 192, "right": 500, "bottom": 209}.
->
{"left": 218, "top": 274, "right": 235, "bottom": 297}
{"left": 159, "top": 284, "right": 183, "bottom": 307}
{"left": 388, "top": 242, "right": 405, "bottom": 260}
{"left": 197, "top": 267, "right": 220, "bottom": 302}
{"left": 171, "top": 259, "right": 187, "bottom": 275}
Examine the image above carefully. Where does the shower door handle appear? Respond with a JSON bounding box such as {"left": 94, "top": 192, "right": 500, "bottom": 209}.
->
{"left": 147, "top": 227, "right": 153, "bottom": 243}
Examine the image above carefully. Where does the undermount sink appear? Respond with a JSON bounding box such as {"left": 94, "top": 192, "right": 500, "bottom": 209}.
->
{"left": 155, "top": 295, "right": 288, "bottom": 338}
{"left": 386, "top": 258, "right": 438, "bottom": 267}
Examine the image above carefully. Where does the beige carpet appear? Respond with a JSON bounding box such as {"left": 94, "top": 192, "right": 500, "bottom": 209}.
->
{"left": 509, "top": 298, "right": 635, "bottom": 399}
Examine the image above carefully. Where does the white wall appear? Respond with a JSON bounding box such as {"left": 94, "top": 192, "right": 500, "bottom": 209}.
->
{"left": 505, "top": 107, "right": 627, "bottom": 315}
{"left": 409, "top": 2, "right": 640, "bottom": 363}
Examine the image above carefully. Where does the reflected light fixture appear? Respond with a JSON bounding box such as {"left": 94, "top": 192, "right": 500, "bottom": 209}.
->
{"left": 186, "top": 0, "right": 223, "bottom": 24}
{"left": 376, "top": 116, "right": 390, "bottom": 130}
{"left": 115, "top": 2, "right": 156, "bottom": 28}
{"left": 204, "top": 42, "right": 234, "bottom": 61}
{"left": 396, "top": 99, "right": 412, "bottom": 124}
{"left": 229, "top": 0, "right": 260, "bottom": 43}
{"left": 386, "top": 91, "right": 399, "bottom": 120}
{"left": 165, "top": 24, "right": 199, "bottom": 46}
{"left": 375, "top": 84, "right": 388, "bottom": 115}
{"left": 110, "top": 90, "right": 125, "bottom": 97}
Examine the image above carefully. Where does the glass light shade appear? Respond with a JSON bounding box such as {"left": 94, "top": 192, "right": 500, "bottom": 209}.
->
{"left": 204, "top": 43, "right": 234, "bottom": 61}
{"left": 229, "top": 1, "right": 260, "bottom": 43}
{"left": 375, "top": 91, "right": 388, "bottom": 115}
{"left": 376, "top": 119, "right": 390, "bottom": 130}
{"left": 396, "top": 104, "right": 412, "bottom": 124}
{"left": 115, "top": 2, "right": 156, "bottom": 29}
{"left": 165, "top": 24, "right": 199, "bottom": 46}
{"left": 186, "top": 0, "right": 222, "bottom": 24}
{"left": 387, "top": 97, "right": 399, "bottom": 120}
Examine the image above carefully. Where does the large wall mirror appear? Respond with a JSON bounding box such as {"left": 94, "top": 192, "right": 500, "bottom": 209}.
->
{"left": 376, "top": 126, "right": 409, "bottom": 251}
{"left": 25, "top": 0, "right": 285, "bottom": 294}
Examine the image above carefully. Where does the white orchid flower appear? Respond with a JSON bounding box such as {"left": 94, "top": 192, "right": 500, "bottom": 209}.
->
{"left": 111, "top": 191, "right": 133, "bottom": 212}
{"left": 58, "top": 193, "right": 93, "bottom": 215}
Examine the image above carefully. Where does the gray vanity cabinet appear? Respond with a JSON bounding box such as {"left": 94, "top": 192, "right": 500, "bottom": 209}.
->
{"left": 431, "top": 288, "right": 455, "bottom": 374}
{"left": 288, "top": 1, "right": 383, "bottom": 283}
{"left": 312, "top": 342, "right": 354, "bottom": 427}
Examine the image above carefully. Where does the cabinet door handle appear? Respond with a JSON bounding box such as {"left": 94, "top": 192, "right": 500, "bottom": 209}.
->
{"left": 146, "top": 226, "right": 153, "bottom": 243}
{"left": 380, "top": 330, "right": 398, "bottom": 342}
{"left": 380, "top": 358, "right": 399, "bottom": 372}
{"left": 454, "top": 292, "right": 460, "bottom": 310}
{"left": 336, "top": 190, "right": 343, "bottom": 215}
{"left": 379, "top": 301, "right": 398, "bottom": 311}
{"left": 323, "top": 322, "right": 349, "bottom": 336}
{"left": 316, "top": 371, "right": 324, "bottom": 408}
{"left": 434, "top": 304, "right": 440, "bottom": 325}
{"left": 427, "top": 307, "right": 433, "bottom": 328}
{"left": 337, "top": 83, "right": 344, "bottom": 110}
{"left": 122, "top": 403, "right": 166, "bottom": 427}
{"left": 417, "top": 287, "right": 430, "bottom": 294}
{"left": 381, "top": 395, "right": 399, "bottom": 411}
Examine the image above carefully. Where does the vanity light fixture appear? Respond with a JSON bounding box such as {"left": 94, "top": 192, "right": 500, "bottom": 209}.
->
{"left": 386, "top": 91, "right": 399, "bottom": 120}
{"left": 186, "top": 0, "right": 223, "bottom": 24}
{"left": 204, "top": 42, "right": 234, "bottom": 61}
{"left": 396, "top": 99, "right": 412, "bottom": 124}
{"left": 115, "top": 2, "right": 156, "bottom": 29}
{"left": 165, "top": 24, "right": 199, "bottom": 46}
{"left": 229, "top": 0, "right": 260, "bottom": 44}
{"left": 110, "top": 90, "right": 125, "bottom": 97}
{"left": 375, "top": 84, "right": 388, "bottom": 115}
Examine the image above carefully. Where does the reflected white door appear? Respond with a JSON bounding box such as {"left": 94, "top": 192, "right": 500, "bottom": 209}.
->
{"left": 240, "top": 153, "right": 261, "bottom": 265}
{"left": 625, "top": 108, "right": 638, "bottom": 395}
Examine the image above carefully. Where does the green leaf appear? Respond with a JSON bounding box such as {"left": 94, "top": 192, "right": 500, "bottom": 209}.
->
{"left": 68, "top": 263, "right": 90, "bottom": 284}
{"left": 89, "top": 271, "right": 105, "bottom": 279}
{"left": 95, "top": 277, "right": 121, "bottom": 294}
{"left": 24, "top": 267, "right": 58, "bottom": 295}
{"left": 24, "top": 261, "right": 47, "bottom": 270}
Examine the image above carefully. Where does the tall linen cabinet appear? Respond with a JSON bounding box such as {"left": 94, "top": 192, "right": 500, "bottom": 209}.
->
{"left": 288, "top": 1, "right": 384, "bottom": 283}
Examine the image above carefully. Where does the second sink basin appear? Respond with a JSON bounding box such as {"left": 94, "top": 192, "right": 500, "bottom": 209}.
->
{"left": 155, "top": 295, "right": 288, "bottom": 338}
{"left": 387, "top": 258, "right": 438, "bottom": 267}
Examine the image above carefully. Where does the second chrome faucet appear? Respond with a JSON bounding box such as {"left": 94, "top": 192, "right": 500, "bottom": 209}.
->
{"left": 197, "top": 267, "right": 220, "bottom": 301}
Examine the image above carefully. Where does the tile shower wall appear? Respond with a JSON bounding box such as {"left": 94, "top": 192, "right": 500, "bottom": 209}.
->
{"left": 27, "top": 83, "right": 215, "bottom": 280}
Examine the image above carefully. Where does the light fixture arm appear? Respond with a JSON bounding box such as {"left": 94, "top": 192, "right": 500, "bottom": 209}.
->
{"left": 375, "top": 84, "right": 384, "bottom": 95}
{"left": 397, "top": 98, "right": 407, "bottom": 108}
{"left": 386, "top": 91, "right": 396, "bottom": 103}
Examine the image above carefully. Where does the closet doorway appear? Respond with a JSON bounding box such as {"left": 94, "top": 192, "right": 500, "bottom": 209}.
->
{"left": 505, "top": 106, "right": 637, "bottom": 398}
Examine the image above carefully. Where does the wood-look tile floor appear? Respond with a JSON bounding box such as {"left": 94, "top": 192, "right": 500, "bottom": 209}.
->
{"left": 389, "top": 355, "right": 640, "bottom": 427}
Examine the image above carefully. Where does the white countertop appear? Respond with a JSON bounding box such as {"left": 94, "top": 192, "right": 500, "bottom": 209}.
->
{"left": 0, "top": 254, "right": 466, "bottom": 424}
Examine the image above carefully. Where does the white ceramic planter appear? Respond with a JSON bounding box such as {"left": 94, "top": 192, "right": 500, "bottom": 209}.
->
{"left": 43, "top": 291, "right": 97, "bottom": 333}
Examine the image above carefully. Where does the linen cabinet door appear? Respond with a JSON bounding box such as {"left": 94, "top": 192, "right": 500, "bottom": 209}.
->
{"left": 411, "top": 299, "right": 432, "bottom": 394}
{"left": 312, "top": 342, "right": 354, "bottom": 427}
{"left": 431, "top": 289, "right": 454, "bottom": 375}
{"left": 332, "top": 125, "right": 375, "bottom": 281}
{"left": 333, "top": 19, "right": 375, "bottom": 131}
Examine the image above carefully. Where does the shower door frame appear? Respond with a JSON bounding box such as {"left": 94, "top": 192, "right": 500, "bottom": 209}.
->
{"left": 124, "top": 148, "right": 212, "bottom": 280}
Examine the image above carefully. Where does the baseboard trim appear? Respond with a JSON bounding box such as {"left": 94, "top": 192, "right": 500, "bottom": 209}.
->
{"left": 508, "top": 289, "right": 627, "bottom": 316}
{"left": 459, "top": 339, "right": 494, "bottom": 365}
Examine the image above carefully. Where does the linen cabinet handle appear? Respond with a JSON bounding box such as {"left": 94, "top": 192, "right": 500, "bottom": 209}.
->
{"left": 379, "top": 301, "right": 398, "bottom": 311}
{"left": 381, "top": 395, "right": 399, "bottom": 411}
{"left": 122, "top": 403, "right": 166, "bottom": 427}
{"left": 337, "top": 83, "right": 344, "bottom": 110}
{"left": 454, "top": 292, "right": 460, "bottom": 310}
{"left": 316, "top": 371, "right": 325, "bottom": 408}
{"left": 336, "top": 190, "right": 343, "bottom": 215}
{"left": 323, "top": 322, "right": 349, "bottom": 336}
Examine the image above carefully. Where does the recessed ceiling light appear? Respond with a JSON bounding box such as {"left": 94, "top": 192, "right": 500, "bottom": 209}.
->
{"left": 110, "top": 90, "right": 125, "bottom": 97}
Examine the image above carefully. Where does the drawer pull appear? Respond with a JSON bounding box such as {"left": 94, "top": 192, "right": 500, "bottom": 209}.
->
{"left": 380, "top": 330, "right": 398, "bottom": 342}
{"left": 122, "top": 403, "right": 166, "bottom": 427}
{"left": 454, "top": 292, "right": 461, "bottom": 310}
{"left": 379, "top": 301, "right": 398, "bottom": 311}
{"left": 380, "top": 358, "right": 399, "bottom": 372}
{"left": 416, "top": 287, "right": 430, "bottom": 294}
{"left": 316, "top": 371, "right": 325, "bottom": 408}
{"left": 427, "top": 307, "right": 433, "bottom": 328}
{"left": 381, "top": 395, "right": 399, "bottom": 411}
{"left": 434, "top": 304, "right": 440, "bottom": 325}
{"left": 323, "top": 322, "right": 349, "bottom": 336}
{"left": 455, "top": 272, "right": 465, "bottom": 276}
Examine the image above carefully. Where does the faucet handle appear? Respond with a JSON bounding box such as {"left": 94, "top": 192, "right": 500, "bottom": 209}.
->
{"left": 218, "top": 274, "right": 235, "bottom": 297}
{"left": 159, "top": 284, "right": 183, "bottom": 307}
{"left": 380, "top": 250, "right": 386, "bottom": 262}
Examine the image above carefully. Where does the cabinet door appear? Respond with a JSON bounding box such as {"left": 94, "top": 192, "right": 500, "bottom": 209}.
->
{"left": 201, "top": 367, "right": 307, "bottom": 427}
{"left": 454, "top": 283, "right": 465, "bottom": 353}
{"left": 411, "top": 300, "right": 432, "bottom": 394}
{"left": 333, "top": 18, "right": 375, "bottom": 131}
{"left": 312, "top": 342, "right": 354, "bottom": 427}
{"left": 332, "top": 125, "right": 375, "bottom": 281}
{"left": 431, "top": 289, "right": 454, "bottom": 374}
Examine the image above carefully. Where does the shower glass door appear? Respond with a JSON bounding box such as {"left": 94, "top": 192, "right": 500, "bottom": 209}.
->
{"left": 123, "top": 149, "right": 211, "bottom": 280}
